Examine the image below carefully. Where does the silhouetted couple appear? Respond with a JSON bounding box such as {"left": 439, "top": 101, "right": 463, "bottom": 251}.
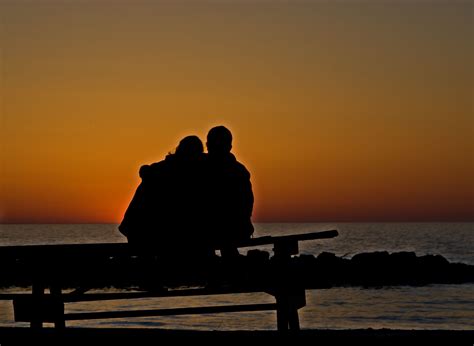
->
{"left": 119, "top": 126, "right": 254, "bottom": 260}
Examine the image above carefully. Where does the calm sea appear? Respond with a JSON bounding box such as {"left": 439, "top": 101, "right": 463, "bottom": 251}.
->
{"left": 0, "top": 223, "right": 473, "bottom": 330}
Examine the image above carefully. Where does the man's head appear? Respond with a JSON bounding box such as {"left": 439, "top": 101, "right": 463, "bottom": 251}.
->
{"left": 206, "top": 126, "right": 232, "bottom": 155}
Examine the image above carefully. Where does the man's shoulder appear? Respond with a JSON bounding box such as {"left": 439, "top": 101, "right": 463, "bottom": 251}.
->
{"left": 233, "top": 160, "right": 251, "bottom": 179}
{"left": 206, "top": 153, "right": 251, "bottom": 179}
{"left": 232, "top": 156, "right": 250, "bottom": 179}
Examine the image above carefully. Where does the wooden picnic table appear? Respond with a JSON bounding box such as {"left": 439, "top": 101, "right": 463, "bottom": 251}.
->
{"left": 0, "top": 229, "right": 338, "bottom": 332}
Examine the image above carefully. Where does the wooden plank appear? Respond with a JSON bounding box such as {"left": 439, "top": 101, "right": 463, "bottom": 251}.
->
{"left": 64, "top": 303, "right": 278, "bottom": 321}
{"left": 0, "top": 230, "right": 338, "bottom": 259}
{"left": 0, "top": 243, "right": 131, "bottom": 259}
{"left": 0, "top": 228, "right": 337, "bottom": 257}
{"left": 238, "top": 230, "right": 339, "bottom": 248}
{"left": 69, "top": 286, "right": 273, "bottom": 302}
{"left": 0, "top": 294, "right": 30, "bottom": 300}
{"left": 31, "top": 282, "right": 45, "bottom": 329}
{"left": 50, "top": 285, "right": 65, "bottom": 328}
{"left": 14, "top": 295, "right": 64, "bottom": 324}
{"left": 64, "top": 287, "right": 274, "bottom": 302}
{"left": 1, "top": 286, "right": 273, "bottom": 302}
{"left": 1, "top": 286, "right": 270, "bottom": 302}
{"left": 288, "top": 308, "right": 300, "bottom": 331}
{"left": 276, "top": 300, "right": 288, "bottom": 332}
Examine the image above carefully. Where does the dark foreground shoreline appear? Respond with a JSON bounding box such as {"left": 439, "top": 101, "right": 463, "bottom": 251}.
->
{"left": 0, "top": 327, "right": 473, "bottom": 345}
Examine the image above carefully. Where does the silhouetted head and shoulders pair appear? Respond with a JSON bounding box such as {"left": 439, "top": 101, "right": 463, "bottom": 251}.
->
{"left": 139, "top": 127, "right": 249, "bottom": 180}
{"left": 119, "top": 126, "right": 254, "bottom": 258}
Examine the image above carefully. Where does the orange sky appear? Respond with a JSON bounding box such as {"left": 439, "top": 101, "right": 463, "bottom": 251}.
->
{"left": 1, "top": 1, "right": 473, "bottom": 223}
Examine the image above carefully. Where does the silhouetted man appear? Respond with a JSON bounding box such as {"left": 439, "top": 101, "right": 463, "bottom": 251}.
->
{"left": 205, "top": 126, "right": 254, "bottom": 257}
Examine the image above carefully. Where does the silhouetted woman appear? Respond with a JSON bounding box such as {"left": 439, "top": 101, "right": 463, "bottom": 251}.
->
{"left": 119, "top": 135, "right": 211, "bottom": 258}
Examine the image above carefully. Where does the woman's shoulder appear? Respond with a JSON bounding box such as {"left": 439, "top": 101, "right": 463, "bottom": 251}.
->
{"left": 139, "top": 160, "right": 168, "bottom": 179}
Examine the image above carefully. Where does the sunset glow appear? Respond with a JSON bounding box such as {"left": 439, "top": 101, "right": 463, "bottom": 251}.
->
{"left": 1, "top": 1, "right": 473, "bottom": 223}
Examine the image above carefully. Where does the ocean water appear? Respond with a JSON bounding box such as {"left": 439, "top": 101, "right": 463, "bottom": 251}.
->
{"left": 0, "top": 223, "right": 473, "bottom": 330}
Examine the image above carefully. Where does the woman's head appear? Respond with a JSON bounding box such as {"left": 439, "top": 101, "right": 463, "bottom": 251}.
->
{"left": 175, "top": 135, "right": 204, "bottom": 158}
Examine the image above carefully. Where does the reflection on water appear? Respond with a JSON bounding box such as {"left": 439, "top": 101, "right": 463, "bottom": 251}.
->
{"left": 301, "top": 285, "right": 474, "bottom": 330}
{"left": 1, "top": 285, "right": 473, "bottom": 330}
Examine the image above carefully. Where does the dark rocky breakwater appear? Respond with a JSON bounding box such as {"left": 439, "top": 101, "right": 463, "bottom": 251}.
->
{"left": 290, "top": 251, "right": 474, "bottom": 288}
{"left": 1, "top": 248, "right": 473, "bottom": 290}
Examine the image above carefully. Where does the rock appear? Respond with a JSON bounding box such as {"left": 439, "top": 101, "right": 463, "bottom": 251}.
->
{"left": 0, "top": 249, "right": 473, "bottom": 289}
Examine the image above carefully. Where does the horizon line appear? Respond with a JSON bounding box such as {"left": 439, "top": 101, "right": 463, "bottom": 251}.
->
{"left": 1, "top": 220, "right": 473, "bottom": 225}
